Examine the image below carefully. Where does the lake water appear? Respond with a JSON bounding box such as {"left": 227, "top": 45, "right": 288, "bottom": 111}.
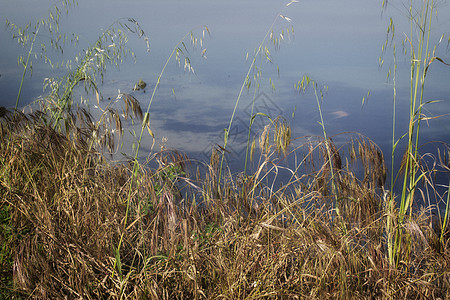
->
{"left": 1, "top": 0, "right": 450, "bottom": 196}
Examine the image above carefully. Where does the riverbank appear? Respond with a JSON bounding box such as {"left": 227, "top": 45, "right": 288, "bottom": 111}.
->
{"left": 1, "top": 106, "right": 448, "bottom": 299}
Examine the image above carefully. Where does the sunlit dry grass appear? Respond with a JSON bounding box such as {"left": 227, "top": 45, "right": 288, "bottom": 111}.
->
{"left": 1, "top": 107, "right": 448, "bottom": 299}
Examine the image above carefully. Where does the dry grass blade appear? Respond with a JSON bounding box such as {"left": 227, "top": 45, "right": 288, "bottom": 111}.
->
{"left": 121, "top": 93, "right": 143, "bottom": 121}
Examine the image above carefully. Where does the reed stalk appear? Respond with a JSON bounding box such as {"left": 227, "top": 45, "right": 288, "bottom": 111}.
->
{"left": 384, "top": 0, "right": 449, "bottom": 267}
{"left": 393, "top": 0, "right": 431, "bottom": 267}
{"left": 441, "top": 180, "right": 450, "bottom": 244}
{"left": 218, "top": 0, "right": 297, "bottom": 187}
{"left": 112, "top": 27, "right": 208, "bottom": 280}
{"left": 387, "top": 42, "right": 398, "bottom": 266}
{"left": 13, "top": 23, "right": 41, "bottom": 113}
{"left": 295, "top": 75, "right": 346, "bottom": 231}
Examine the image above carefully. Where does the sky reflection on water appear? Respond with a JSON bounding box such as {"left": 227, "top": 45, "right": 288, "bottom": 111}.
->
{"left": 1, "top": 0, "right": 449, "bottom": 175}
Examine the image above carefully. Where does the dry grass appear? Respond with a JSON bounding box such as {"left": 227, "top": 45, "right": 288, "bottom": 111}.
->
{"left": 1, "top": 107, "right": 449, "bottom": 299}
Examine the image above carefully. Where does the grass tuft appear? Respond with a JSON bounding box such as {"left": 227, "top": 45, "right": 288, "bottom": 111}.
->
{"left": 1, "top": 108, "right": 449, "bottom": 299}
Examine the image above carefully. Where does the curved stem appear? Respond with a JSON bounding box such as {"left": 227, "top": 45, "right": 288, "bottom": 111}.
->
{"left": 218, "top": 9, "right": 286, "bottom": 188}
{"left": 113, "top": 30, "right": 194, "bottom": 278}
{"left": 14, "top": 22, "right": 41, "bottom": 113}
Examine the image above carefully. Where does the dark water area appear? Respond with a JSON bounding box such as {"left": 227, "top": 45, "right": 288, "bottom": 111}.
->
{"left": 1, "top": 0, "right": 449, "bottom": 209}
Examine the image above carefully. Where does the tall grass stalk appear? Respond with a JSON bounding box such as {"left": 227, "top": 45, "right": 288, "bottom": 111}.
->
{"left": 112, "top": 27, "right": 208, "bottom": 280}
{"left": 6, "top": 0, "right": 78, "bottom": 112}
{"left": 383, "top": 0, "right": 449, "bottom": 267}
{"left": 295, "top": 76, "right": 345, "bottom": 229}
{"left": 242, "top": 30, "right": 292, "bottom": 175}
{"left": 13, "top": 23, "right": 41, "bottom": 112}
{"left": 381, "top": 15, "right": 399, "bottom": 266}
{"left": 388, "top": 43, "right": 398, "bottom": 266}
{"left": 393, "top": 0, "right": 431, "bottom": 267}
{"left": 219, "top": 0, "right": 297, "bottom": 187}
{"left": 243, "top": 69, "right": 263, "bottom": 177}
{"left": 441, "top": 180, "right": 450, "bottom": 244}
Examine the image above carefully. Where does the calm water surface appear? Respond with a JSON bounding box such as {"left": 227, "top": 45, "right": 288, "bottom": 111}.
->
{"left": 1, "top": 1, "right": 450, "bottom": 188}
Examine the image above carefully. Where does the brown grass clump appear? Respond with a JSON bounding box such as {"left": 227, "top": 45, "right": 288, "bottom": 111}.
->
{"left": 1, "top": 108, "right": 449, "bottom": 299}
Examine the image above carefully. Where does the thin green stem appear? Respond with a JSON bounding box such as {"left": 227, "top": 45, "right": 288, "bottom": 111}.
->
{"left": 113, "top": 30, "right": 194, "bottom": 278}
{"left": 388, "top": 44, "right": 397, "bottom": 266}
{"left": 14, "top": 22, "right": 41, "bottom": 113}
{"left": 312, "top": 83, "right": 343, "bottom": 229}
{"left": 441, "top": 180, "right": 450, "bottom": 244}
{"left": 243, "top": 73, "right": 261, "bottom": 176}
{"left": 394, "top": 0, "right": 435, "bottom": 268}
{"left": 218, "top": 12, "right": 283, "bottom": 188}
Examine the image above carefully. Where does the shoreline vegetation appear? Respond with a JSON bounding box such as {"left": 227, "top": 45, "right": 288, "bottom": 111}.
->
{"left": 1, "top": 0, "right": 449, "bottom": 299}
{"left": 0, "top": 105, "right": 448, "bottom": 299}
